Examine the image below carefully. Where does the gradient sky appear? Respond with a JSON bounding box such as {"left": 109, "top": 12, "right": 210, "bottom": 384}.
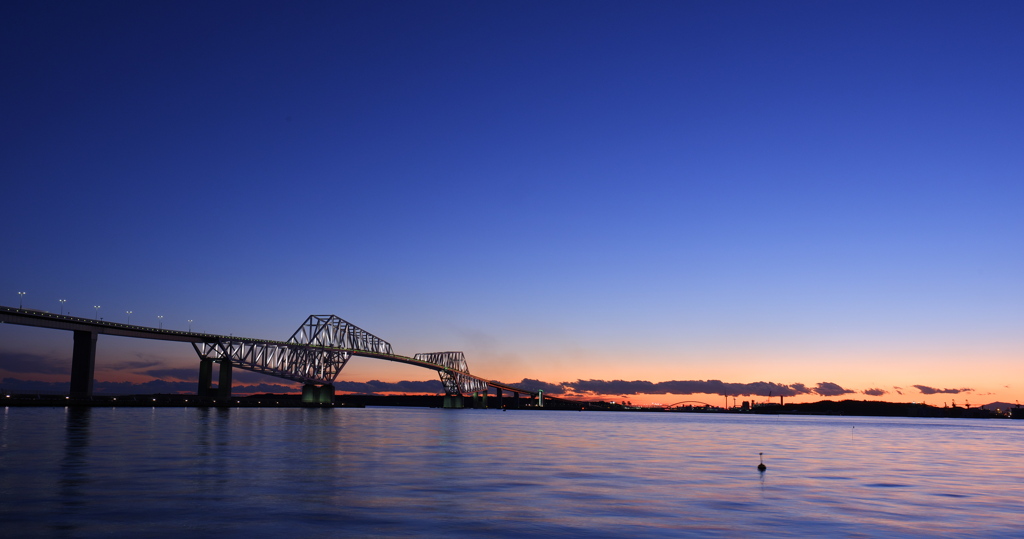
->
{"left": 2, "top": 1, "right": 1022, "bottom": 406}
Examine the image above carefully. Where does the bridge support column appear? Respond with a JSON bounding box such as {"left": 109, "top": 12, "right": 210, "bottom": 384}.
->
{"left": 302, "top": 384, "right": 317, "bottom": 403}
{"left": 217, "top": 360, "right": 232, "bottom": 398}
{"left": 70, "top": 330, "right": 97, "bottom": 398}
{"left": 443, "top": 395, "right": 464, "bottom": 409}
{"left": 495, "top": 388, "right": 503, "bottom": 409}
{"left": 302, "top": 384, "right": 335, "bottom": 404}
{"left": 198, "top": 358, "right": 213, "bottom": 397}
{"left": 514, "top": 392, "right": 520, "bottom": 409}
{"left": 318, "top": 384, "right": 335, "bottom": 405}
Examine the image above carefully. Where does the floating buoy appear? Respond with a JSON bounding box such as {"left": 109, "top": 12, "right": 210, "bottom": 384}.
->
{"left": 757, "top": 452, "right": 767, "bottom": 472}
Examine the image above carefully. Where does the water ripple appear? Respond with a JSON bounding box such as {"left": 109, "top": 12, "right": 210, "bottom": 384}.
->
{"left": 2, "top": 407, "right": 1022, "bottom": 537}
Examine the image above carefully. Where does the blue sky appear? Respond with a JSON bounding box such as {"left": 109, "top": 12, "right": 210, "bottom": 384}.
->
{"left": 2, "top": 1, "right": 1022, "bottom": 403}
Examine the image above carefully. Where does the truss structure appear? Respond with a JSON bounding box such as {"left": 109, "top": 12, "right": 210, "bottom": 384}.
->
{"left": 414, "top": 351, "right": 488, "bottom": 396}
{"left": 288, "top": 315, "right": 393, "bottom": 354}
{"left": 192, "top": 315, "right": 392, "bottom": 384}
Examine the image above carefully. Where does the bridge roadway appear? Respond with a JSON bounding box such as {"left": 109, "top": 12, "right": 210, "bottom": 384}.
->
{"left": 0, "top": 305, "right": 539, "bottom": 404}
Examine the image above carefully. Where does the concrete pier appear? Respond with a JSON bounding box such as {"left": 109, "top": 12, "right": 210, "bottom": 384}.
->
{"left": 197, "top": 358, "right": 213, "bottom": 397}
{"left": 443, "top": 395, "right": 464, "bottom": 409}
{"left": 70, "top": 330, "right": 97, "bottom": 398}
{"left": 217, "top": 359, "right": 233, "bottom": 398}
{"left": 302, "top": 384, "right": 335, "bottom": 404}
{"left": 196, "top": 359, "right": 232, "bottom": 398}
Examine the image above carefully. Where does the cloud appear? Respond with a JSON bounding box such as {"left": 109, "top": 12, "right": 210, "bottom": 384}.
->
{"left": 862, "top": 388, "right": 887, "bottom": 396}
{"left": 731, "top": 381, "right": 810, "bottom": 397}
{"left": 142, "top": 368, "right": 197, "bottom": 381}
{"left": 0, "top": 352, "right": 70, "bottom": 375}
{"left": 913, "top": 385, "right": 972, "bottom": 395}
{"left": 1, "top": 377, "right": 69, "bottom": 393}
{"left": 562, "top": 379, "right": 814, "bottom": 397}
{"left": 231, "top": 383, "right": 302, "bottom": 394}
{"left": 114, "top": 359, "right": 164, "bottom": 371}
{"left": 813, "top": 382, "right": 855, "bottom": 397}
{"left": 513, "top": 378, "right": 566, "bottom": 394}
{"left": 333, "top": 379, "right": 443, "bottom": 394}
{"left": 370, "top": 380, "right": 443, "bottom": 393}
{"left": 139, "top": 368, "right": 302, "bottom": 385}
{"left": 568, "top": 379, "right": 656, "bottom": 395}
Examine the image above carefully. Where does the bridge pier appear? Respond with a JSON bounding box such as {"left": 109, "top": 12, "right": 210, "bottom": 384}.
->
{"left": 302, "top": 384, "right": 335, "bottom": 405}
{"left": 443, "top": 395, "right": 464, "bottom": 409}
{"left": 514, "top": 392, "right": 520, "bottom": 409}
{"left": 70, "top": 330, "right": 97, "bottom": 398}
{"left": 217, "top": 359, "right": 233, "bottom": 398}
{"left": 495, "top": 388, "right": 503, "bottom": 409}
{"left": 198, "top": 358, "right": 213, "bottom": 397}
{"left": 197, "top": 358, "right": 231, "bottom": 398}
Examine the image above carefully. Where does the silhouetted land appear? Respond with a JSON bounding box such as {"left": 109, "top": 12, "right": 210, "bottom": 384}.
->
{"left": 747, "top": 399, "right": 1011, "bottom": 418}
{"left": 2, "top": 393, "right": 1020, "bottom": 418}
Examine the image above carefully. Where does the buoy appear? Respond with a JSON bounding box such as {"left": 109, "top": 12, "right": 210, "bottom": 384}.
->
{"left": 757, "top": 452, "right": 767, "bottom": 472}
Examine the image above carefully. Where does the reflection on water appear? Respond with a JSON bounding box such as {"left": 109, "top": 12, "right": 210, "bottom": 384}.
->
{"left": 57, "top": 407, "right": 90, "bottom": 534}
{"left": 1, "top": 407, "right": 1022, "bottom": 537}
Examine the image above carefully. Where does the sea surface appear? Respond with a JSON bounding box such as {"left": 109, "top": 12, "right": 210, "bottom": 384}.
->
{"left": 1, "top": 406, "right": 1021, "bottom": 537}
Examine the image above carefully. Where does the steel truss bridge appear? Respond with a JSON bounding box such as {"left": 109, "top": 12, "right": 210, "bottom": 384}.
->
{"left": 0, "top": 306, "right": 540, "bottom": 407}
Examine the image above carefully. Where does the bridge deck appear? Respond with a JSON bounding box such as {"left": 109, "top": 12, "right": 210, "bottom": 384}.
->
{"left": 0, "top": 306, "right": 539, "bottom": 396}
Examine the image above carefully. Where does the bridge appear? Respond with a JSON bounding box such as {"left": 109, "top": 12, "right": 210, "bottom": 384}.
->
{"left": 0, "top": 305, "right": 542, "bottom": 408}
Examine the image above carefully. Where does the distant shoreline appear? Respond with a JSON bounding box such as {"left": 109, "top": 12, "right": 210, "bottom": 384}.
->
{"left": 3, "top": 392, "right": 1021, "bottom": 418}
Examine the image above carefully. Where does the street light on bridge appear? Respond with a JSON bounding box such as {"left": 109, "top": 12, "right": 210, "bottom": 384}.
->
{"left": 17, "top": 291, "right": 26, "bottom": 309}
{"left": 126, "top": 310, "right": 133, "bottom": 324}
{"left": 59, "top": 299, "right": 66, "bottom": 315}
{"left": 94, "top": 305, "right": 101, "bottom": 319}
{"left": 157, "top": 315, "right": 163, "bottom": 329}
{"left": 188, "top": 319, "right": 193, "bottom": 332}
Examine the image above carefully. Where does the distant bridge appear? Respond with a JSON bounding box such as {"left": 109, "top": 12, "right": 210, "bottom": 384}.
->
{"left": 0, "top": 306, "right": 541, "bottom": 408}
{"left": 663, "top": 401, "right": 716, "bottom": 409}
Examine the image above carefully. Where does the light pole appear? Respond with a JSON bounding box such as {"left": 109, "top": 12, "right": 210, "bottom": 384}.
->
{"left": 18, "top": 291, "right": 26, "bottom": 309}
{"left": 94, "top": 305, "right": 101, "bottom": 319}
{"left": 59, "top": 299, "right": 67, "bottom": 315}
{"left": 126, "top": 310, "right": 133, "bottom": 325}
{"left": 157, "top": 315, "right": 163, "bottom": 329}
{"left": 188, "top": 319, "right": 193, "bottom": 332}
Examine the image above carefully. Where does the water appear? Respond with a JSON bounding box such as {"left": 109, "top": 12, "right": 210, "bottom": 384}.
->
{"left": 1, "top": 406, "right": 1021, "bottom": 537}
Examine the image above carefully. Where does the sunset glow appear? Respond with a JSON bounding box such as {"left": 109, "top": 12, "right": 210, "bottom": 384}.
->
{"left": 2, "top": 1, "right": 1021, "bottom": 408}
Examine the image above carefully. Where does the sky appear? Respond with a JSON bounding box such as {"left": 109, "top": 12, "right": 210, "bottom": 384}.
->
{"left": 2, "top": 0, "right": 1022, "bottom": 406}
